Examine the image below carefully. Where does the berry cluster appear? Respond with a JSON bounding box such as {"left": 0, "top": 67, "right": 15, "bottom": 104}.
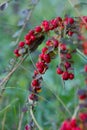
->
{"left": 60, "top": 88, "right": 87, "bottom": 130}
{"left": 60, "top": 112, "right": 87, "bottom": 130}
{"left": 29, "top": 37, "right": 59, "bottom": 102}
{"left": 60, "top": 119, "right": 81, "bottom": 130}
{"left": 14, "top": 16, "right": 62, "bottom": 57}
{"left": 56, "top": 43, "right": 74, "bottom": 80}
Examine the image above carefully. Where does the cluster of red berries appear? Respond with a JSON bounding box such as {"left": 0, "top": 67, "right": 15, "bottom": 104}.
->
{"left": 29, "top": 37, "right": 59, "bottom": 102}
{"left": 14, "top": 16, "right": 63, "bottom": 57}
{"left": 60, "top": 87, "right": 87, "bottom": 130}
{"left": 60, "top": 118, "right": 81, "bottom": 130}
{"left": 56, "top": 43, "right": 74, "bottom": 80}
{"left": 14, "top": 16, "right": 77, "bottom": 57}
{"left": 60, "top": 112, "right": 87, "bottom": 130}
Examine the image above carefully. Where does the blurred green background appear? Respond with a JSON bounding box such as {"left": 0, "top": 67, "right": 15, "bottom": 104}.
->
{"left": 0, "top": 0, "right": 87, "bottom": 130}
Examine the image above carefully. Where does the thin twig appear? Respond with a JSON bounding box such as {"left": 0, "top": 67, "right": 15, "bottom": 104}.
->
{"left": 30, "top": 106, "right": 43, "bottom": 130}
{"left": 72, "top": 106, "right": 79, "bottom": 119}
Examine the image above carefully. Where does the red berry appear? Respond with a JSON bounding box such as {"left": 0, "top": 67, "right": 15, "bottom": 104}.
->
{"left": 70, "top": 119, "right": 76, "bottom": 127}
{"left": 53, "top": 39, "right": 59, "bottom": 48}
{"left": 62, "top": 71, "right": 69, "bottom": 80}
{"left": 46, "top": 40, "right": 52, "bottom": 46}
{"left": 38, "top": 66, "right": 44, "bottom": 74}
{"left": 29, "top": 94, "right": 35, "bottom": 100}
{"left": 68, "top": 31, "right": 73, "bottom": 36}
{"left": 43, "top": 54, "right": 51, "bottom": 63}
{"left": 31, "top": 79, "right": 39, "bottom": 87}
{"left": 60, "top": 44, "right": 67, "bottom": 51}
{"left": 18, "top": 41, "right": 25, "bottom": 47}
{"left": 79, "top": 113, "right": 87, "bottom": 121}
{"left": 66, "top": 53, "right": 72, "bottom": 59}
{"left": 56, "top": 67, "right": 63, "bottom": 75}
{"left": 25, "top": 39, "right": 32, "bottom": 45}
{"left": 42, "top": 20, "right": 50, "bottom": 31}
{"left": 84, "top": 64, "right": 87, "bottom": 72}
{"left": 34, "top": 70, "right": 38, "bottom": 76}
{"left": 14, "top": 49, "right": 20, "bottom": 57}
{"left": 25, "top": 124, "right": 31, "bottom": 130}
{"left": 42, "top": 47, "right": 48, "bottom": 54}
{"left": 30, "top": 35, "right": 36, "bottom": 41}
{"left": 28, "top": 29, "right": 34, "bottom": 35}
{"left": 35, "top": 26, "right": 42, "bottom": 33}
{"left": 25, "top": 34, "right": 30, "bottom": 40}
{"left": 39, "top": 53, "right": 44, "bottom": 60}
{"left": 79, "top": 94, "right": 86, "bottom": 100}
{"left": 64, "top": 62, "right": 71, "bottom": 69}
{"left": 69, "top": 73, "right": 74, "bottom": 80}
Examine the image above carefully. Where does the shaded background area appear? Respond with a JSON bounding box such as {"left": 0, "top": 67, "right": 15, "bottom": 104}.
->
{"left": 0, "top": 0, "right": 87, "bottom": 129}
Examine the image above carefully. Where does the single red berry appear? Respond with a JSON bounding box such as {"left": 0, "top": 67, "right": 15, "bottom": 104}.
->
{"left": 53, "top": 39, "right": 59, "bottom": 48}
{"left": 14, "top": 49, "right": 20, "bottom": 57}
{"left": 64, "top": 62, "right": 71, "bottom": 69}
{"left": 56, "top": 17, "right": 62, "bottom": 22}
{"left": 50, "top": 18, "right": 59, "bottom": 29}
{"left": 34, "top": 70, "right": 38, "bottom": 76}
{"left": 60, "top": 120, "right": 71, "bottom": 130}
{"left": 43, "top": 54, "right": 51, "bottom": 63}
{"left": 25, "top": 34, "right": 30, "bottom": 40}
{"left": 37, "top": 66, "right": 44, "bottom": 74}
{"left": 25, "top": 39, "right": 32, "bottom": 45}
{"left": 70, "top": 119, "right": 76, "bottom": 127}
{"left": 36, "top": 61, "right": 45, "bottom": 68}
{"left": 31, "top": 79, "right": 39, "bottom": 87}
{"left": 84, "top": 64, "right": 87, "bottom": 72}
{"left": 56, "top": 67, "right": 63, "bottom": 75}
{"left": 79, "top": 113, "right": 87, "bottom": 121}
{"left": 35, "top": 26, "right": 42, "bottom": 33}
{"left": 60, "top": 44, "right": 67, "bottom": 51}
{"left": 79, "top": 94, "right": 87, "bottom": 100}
{"left": 69, "top": 73, "right": 74, "bottom": 80}
{"left": 62, "top": 71, "right": 69, "bottom": 80}
{"left": 42, "top": 20, "right": 50, "bottom": 31}
{"left": 42, "top": 47, "right": 48, "bottom": 54}
{"left": 18, "top": 41, "right": 25, "bottom": 47}
{"left": 66, "top": 53, "right": 72, "bottom": 59}
{"left": 28, "top": 29, "right": 34, "bottom": 35}
{"left": 68, "top": 31, "right": 73, "bottom": 36}
{"left": 25, "top": 124, "right": 31, "bottom": 130}
{"left": 30, "top": 34, "right": 36, "bottom": 41}
{"left": 46, "top": 40, "right": 52, "bottom": 46}
{"left": 39, "top": 53, "right": 44, "bottom": 60}
{"left": 29, "top": 94, "right": 35, "bottom": 100}
{"left": 68, "top": 17, "right": 74, "bottom": 24}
